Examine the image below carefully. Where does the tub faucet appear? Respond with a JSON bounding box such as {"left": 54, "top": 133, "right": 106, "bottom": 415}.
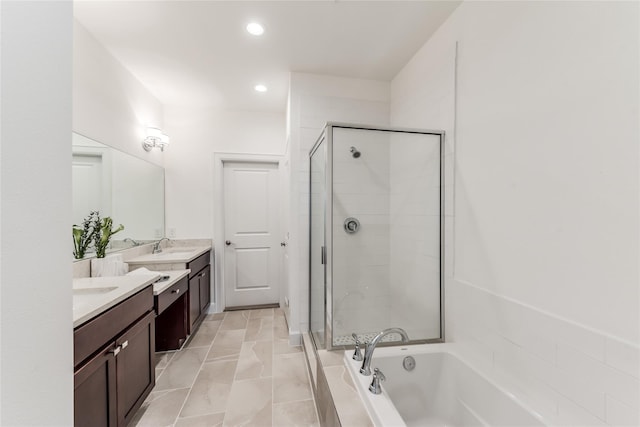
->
{"left": 360, "top": 327, "right": 409, "bottom": 376}
{"left": 152, "top": 237, "right": 170, "bottom": 254}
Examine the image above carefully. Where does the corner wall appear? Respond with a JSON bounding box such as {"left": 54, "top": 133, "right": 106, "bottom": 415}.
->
{"left": 286, "top": 73, "right": 390, "bottom": 342}
{"left": 391, "top": 2, "right": 639, "bottom": 425}
{"left": 1, "top": 2, "right": 73, "bottom": 424}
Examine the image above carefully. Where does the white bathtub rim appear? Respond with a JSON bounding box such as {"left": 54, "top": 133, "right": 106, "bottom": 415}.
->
{"left": 344, "top": 352, "right": 407, "bottom": 427}
{"left": 344, "top": 343, "right": 551, "bottom": 427}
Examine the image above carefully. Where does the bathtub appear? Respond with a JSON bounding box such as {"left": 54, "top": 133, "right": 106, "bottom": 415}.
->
{"left": 344, "top": 344, "right": 547, "bottom": 427}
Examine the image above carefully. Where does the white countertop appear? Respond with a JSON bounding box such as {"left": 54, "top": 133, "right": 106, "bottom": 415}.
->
{"left": 73, "top": 275, "right": 159, "bottom": 328}
{"left": 126, "top": 246, "right": 211, "bottom": 265}
{"left": 149, "top": 269, "right": 190, "bottom": 295}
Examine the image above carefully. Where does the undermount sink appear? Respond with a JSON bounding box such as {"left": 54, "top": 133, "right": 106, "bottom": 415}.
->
{"left": 153, "top": 251, "right": 193, "bottom": 258}
{"left": 73, "top": 286, "right": 118, "bottom": 295}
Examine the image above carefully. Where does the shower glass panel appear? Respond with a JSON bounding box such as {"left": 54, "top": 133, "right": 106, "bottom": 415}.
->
{"left": 309, "top": 123, "right": 443, "bottom": 349}
{"left": 309, "top": 135, "right": 326, "bottom": 349}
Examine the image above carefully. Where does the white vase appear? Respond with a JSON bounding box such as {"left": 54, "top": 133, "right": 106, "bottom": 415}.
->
{"left": 91, "top": 253, "right": 127, "bottom": 277}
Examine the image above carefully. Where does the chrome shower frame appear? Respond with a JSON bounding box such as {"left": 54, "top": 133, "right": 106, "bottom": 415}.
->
{"left": 308, "top": 122, "right": 446, "bottom": 351}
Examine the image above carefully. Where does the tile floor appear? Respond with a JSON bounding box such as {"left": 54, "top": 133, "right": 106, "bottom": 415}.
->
{"left": 131, "top": 308, "right": 320, "bottom": 427}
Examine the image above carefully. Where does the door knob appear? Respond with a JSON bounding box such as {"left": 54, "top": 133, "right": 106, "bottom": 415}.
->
{"left": 225, "top": 240, "right": 232, "bottom": 246}
{"left": 280, "top": 241, "right": 287, "bottom": 247}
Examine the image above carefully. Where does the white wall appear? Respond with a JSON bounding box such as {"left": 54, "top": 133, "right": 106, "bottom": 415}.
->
{"left": 163, "top": 107, "right": 285, "bottom": 239}
{"left": 287, "top": 72, "right": 390, "bottom": 342}
{"left": 391, "top": 2, "right": 639, "bottom": 425}
{"left": 1, "top": 1, "right": 73, "bottom": 424}
{"left": 73, "top": 21, "right": 165, "bottom": 167}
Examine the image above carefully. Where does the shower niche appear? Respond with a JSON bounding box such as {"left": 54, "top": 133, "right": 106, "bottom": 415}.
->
{"left": 309, "top": 123, "right": 444, "bottom": 350}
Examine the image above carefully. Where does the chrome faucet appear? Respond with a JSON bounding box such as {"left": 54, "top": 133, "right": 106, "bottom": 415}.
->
{"left": 360, "top": 327, "right": 409, "bottom": 376}
{"left": 124, "top": 237, "right": 142, "bottom": 247}
{"left": 152, "top": 237, "right": 170, "bottom": 254}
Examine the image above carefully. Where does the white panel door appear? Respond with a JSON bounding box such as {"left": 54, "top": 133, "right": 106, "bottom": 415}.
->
{"left": 223, "top": 161, "right": 280, "bottom": 308}
{"left": 72, "top": 153, "right": 104, "bottom": 224}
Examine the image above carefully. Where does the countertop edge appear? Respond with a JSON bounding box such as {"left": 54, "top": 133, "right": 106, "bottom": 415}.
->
{"left": 126, "top": 246, "right": 212, "bottom": 265}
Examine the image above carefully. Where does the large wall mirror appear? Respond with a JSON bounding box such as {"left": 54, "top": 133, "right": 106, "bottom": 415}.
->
{"left": 72, "top": 133, "right": 165, "bottom": 250}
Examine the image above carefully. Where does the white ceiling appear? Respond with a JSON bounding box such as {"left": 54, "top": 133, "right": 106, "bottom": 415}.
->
{"left": 74, "top": 1, "right": 461, "bottom": 113}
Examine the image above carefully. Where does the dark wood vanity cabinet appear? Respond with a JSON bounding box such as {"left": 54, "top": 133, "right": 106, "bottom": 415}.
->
{"left": 74, "top": 286, "right": 155, "bottom": 427}
{"left": 187, "top": 251, "right": 211, "bottom": 332}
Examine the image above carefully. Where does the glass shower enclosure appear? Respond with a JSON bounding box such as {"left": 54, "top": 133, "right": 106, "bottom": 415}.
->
{"left": 309, "top": 123, "right": 444, "bottom": 349}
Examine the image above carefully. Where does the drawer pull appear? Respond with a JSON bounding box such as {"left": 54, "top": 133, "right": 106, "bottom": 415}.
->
{"left": 110, "top": 346, "right": 121, "bottom": 356}
{"left": 172, "top": 289, "right": 180, "bottom": 294}
{"left": 121, "top": 340, "right": 129, "bottom": 350}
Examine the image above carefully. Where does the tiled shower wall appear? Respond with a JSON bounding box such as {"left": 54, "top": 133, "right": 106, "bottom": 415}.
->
{"left": 390, "top": 2, "right": 639, "bottom": 425}
{"left": 389, "top": 132, "right": 442, "bottom": 340}
{"left": 332, "top": 127, "right": 391, "bottom": 339}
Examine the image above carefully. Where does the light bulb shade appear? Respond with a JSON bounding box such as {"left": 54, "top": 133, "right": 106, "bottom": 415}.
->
{"left": 142, "top": 127, "right": 170, "bottom": 152}
{"left": 147, "top": 127, "right": 163, "bottom": 139}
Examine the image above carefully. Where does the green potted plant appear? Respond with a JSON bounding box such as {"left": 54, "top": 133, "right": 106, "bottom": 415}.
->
{"left": 72, "top": 211, "right": 98, "bottom": 259}
{"left": 93, "top": 212, "right": 124, "bottom": 258}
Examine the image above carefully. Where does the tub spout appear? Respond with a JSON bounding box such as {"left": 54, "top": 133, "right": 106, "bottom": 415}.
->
{"left": 360, "top": 327, "right": 409, "bottom": 376}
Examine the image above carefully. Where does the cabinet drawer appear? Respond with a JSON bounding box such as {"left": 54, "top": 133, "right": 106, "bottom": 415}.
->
{"left": 74, "top": 286, "right": 154, "bottom": 368}
{"left": 188, "top": 251, "right": 210, "bottom": 278}
{"left": 155, "top": 276, "right": 188, "bottom": 315}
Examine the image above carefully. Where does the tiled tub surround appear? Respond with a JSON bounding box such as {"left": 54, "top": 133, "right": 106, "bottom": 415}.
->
{"left": 131, "top": 308, "right": 320, "bottom": 427}
{"left": 302, "top": 333, "right": 373, "bottom": 427}
{"left": 446, "top": 279, "right": 640, "bottom": 427}
{"left": 344, "top": 343, "right": 545, "bottom": 427}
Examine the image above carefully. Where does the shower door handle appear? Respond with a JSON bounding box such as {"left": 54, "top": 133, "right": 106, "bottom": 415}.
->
{"left": 320, "top": 246, "right": 325, "bottom": 265}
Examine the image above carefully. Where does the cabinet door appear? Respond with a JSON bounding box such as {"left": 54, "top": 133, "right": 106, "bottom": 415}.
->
{"left": 188, "top": 275, "right": 201, "bottom": 332}
{"left": 116, "top": 311, "right": 156, "bottom": 427}
{"left": 199, "top": 265, "right": 211, "bottom": 313}
{"left": 74, "top": 344, "right": 117, "bottom": 427}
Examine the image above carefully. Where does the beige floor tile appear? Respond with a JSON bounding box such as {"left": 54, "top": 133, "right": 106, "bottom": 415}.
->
{"left": 154, "top": 347, "right": 209, "bottom": 391}
{"left": 187, "top": 320, "right": 221, "bottom": 348}
{"left": 274, "top": 315, "right": 289, "bottom": 340}
{"left": 207, "top": 329, "right": 245, "bottom": 362}
{"left": 129, "top": 388, "right": 190, "bottom": 427}
{"left": 249, "top": 308, "right": 274, "bottom": 318}
{"left": 180, "top": 360, "right": 237, "bottom": 418}
{"left": 156, "top": 351, "right": 176, "bottom": 370}
{"left": 205, "top": 312, "right": 226, "bottom": 321}
{"left": 219, "top": 311, "right": 249, "bottom": 330}
{"left": 273, "top": 353, "right": 312, "bottom": 404}
{"left": 274, "top": 308, "right": 285, "bottom": 318}
{"left": 223, "top": 377, "right": 272, "bottom": 427}
{"left": 175, "top": 412, "right": 225, "bottom": 427}
{"left": 274, "top": 339, "right": 302, "bottom": 355}
{"left": 244, "top": 317, "right": 274, "bottom": 342}
{"left": 272, "top": 400, "right": 319, "bottom": 427}
{"left": 236, "top": 341, "right": 273, "bottom": 380}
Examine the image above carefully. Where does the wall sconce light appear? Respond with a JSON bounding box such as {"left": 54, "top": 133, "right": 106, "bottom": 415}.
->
{"left": 142, "top": 127, "right": 170, "bottom": 152}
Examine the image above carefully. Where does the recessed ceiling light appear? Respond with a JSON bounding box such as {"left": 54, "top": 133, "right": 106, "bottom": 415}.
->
{"left": 246, "top": 22, "right": 264, "bottom": 36}
{"left": 254, "top": 84, "right": 267, "bottom": 93}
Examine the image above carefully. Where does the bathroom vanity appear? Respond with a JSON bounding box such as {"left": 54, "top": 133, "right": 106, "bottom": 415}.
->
{"left": 127, "top": 247, "right": 212, "bottom": 337}
{"left": 73, "top": 276, "right": 157, "bottom": 427}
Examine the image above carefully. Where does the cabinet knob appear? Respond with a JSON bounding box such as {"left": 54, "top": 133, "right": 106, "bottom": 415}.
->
{"left": 110, "top": 346, "right": 121, "bottom": 356}
{"left": 172, "top": 288, "right": 180, "bottom": 294}
{"left": 121, "top": 340, "right": 128, "bottom": 350}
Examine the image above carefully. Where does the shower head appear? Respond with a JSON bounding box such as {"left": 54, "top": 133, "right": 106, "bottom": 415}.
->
{"left": 350, "top": 146, "right": 361, "bottom": 158}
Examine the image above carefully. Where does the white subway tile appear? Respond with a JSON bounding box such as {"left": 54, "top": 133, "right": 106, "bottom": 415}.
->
{"left": 606, "top": 338, "right": 640, "bottom": 380}
{"left": 556, "top": 395, "right": 607, "bottom": 426}
{"left": 557, "top": 343, "right": 639, "bottom": 410}
{"left": 546, "top": 362, "right": 606, "bottom": 420}
{"left": 606, "top": 395, "right": 640, "bottom": 426}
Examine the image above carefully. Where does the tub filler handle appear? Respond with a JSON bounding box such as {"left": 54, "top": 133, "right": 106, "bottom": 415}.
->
{"left": 369, "top": 368, "right": 386, "bottom": 395}
{"left": 352, "top": 333, "right": 363, "bottom": 361}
